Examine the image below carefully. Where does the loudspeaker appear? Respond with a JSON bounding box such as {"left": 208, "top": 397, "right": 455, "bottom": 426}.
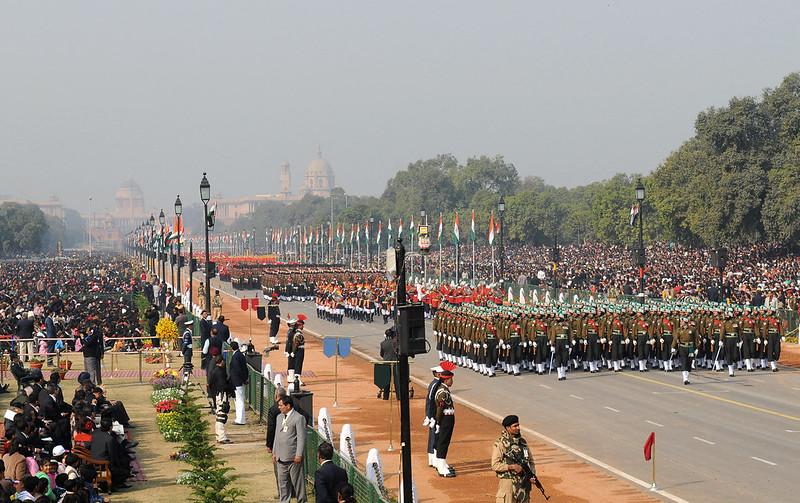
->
{"left": 397, "top": 303, "right": 427, "bottom": 356}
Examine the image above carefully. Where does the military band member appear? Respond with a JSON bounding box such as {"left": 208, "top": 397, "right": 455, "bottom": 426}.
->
{"left": 632, "top": 311, "right": 651, "bottom": 372}
{"left": 763, "top": 308, "right": 784, "bottom": 372}
{"left": 741, "top": 308, "right": 758, "bottom": 372}
{"left": 722, "top": 311, "right": 741, "bottom": 377}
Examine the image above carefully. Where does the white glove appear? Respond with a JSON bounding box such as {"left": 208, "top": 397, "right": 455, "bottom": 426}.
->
{"left": 600, "top": 338, "right": 607, "bottom": 344}
{"left": 688, "top": 352, "right": 695, "bottom": 357}
{"left": 550, "top": 345, "right": 555, "bottom": 352}
{"left": 571, "top": 340, "right": 577, "bottom": 346}
{"left": 763, "top": 339, "right": 768, "bottom": 345}
{"left": 435, "top": 425, "right": 440, "bottom": 434}
{"left": 429, "top": 420, "right": 436, "bottom": 429}
{"left": 498, "top": 339, "right": 504, "bottom": 346}
{"left": 671, "top": 348, "right": 677, "bottom": 354}
{"left": 781, "top": 336, "right": 786, "bottom": 342}
{"left": 458, "top": 338, "right": 463, "bottom": 344}
{"left": 284, "top": 352, "right": 289, "bottom": 357}
{"left": 649, "top": 339, "right": 655, "bottom": 345}
{"left": 290, "top": 352, "right": 295, "bottom": 357}
{"left": 533, "top": 342, "right": 537, "bottom": 348}
{"left": 624, "top": 339, "right": 630, "bottom": 345}
{"left": 580, "top": 339, "right": 586, "bottom": 345}
{"left": 422, "top": 417, "right": 430, "bottom": 427}
{"left": 755, "top": 338, "right": 761, "bottom": 344}
{"left": 483, "top": 343, "right": 487, "bottom": 349}
{"left": 737, "top": 341, "right": 743, "bottom": 348}
{"left": 659, "top": 338, "right": 664, "bottom": 343}
{"left": 633, "top": 340, "right": 638, "bottom": 346}
{"left": 521, "top": 342, "right": 527, "bottom": 348}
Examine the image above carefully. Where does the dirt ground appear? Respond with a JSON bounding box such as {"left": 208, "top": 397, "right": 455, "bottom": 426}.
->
{"left": 212, "top": 288, "right": 661, "bottom": 503}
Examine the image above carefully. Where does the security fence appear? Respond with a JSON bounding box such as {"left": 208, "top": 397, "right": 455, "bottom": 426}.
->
{"left": 222, "top": 348, "right": 392, "bottom": 502}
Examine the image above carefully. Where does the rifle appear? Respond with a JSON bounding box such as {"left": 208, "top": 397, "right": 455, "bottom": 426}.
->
{"left": 514, "top": 454, "right": 550, "bottom": 500}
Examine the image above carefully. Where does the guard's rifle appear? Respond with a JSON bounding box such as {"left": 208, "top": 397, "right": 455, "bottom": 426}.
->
{"left": 512, "top": 451, "right": 549, "bottom": 500}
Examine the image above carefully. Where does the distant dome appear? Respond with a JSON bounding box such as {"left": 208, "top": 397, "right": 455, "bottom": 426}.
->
{"left": 115, "top": 179, "right": 144, "bottom": 202}
{"left": 304, "top": 147, "right": 335, "bottom": 196}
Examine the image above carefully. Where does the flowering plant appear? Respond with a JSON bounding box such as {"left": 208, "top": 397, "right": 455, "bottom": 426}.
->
{"left": 155, "top": 318, "right": 179, "bottom": 343}
{"left": 142, "top": 339, "right": 153, "bottom": 350}
{"left": 151, "top": 375, "right": 181, "bottom": 390}
{"left": 155, "top": 399, "right": 179, "bottom": 413}
{"left": 152, "top": 368, "right": 180, "bottom": 380}
{"left": 156, "top": 411, "right": 183, "bottom": 442}
{"left": 151, "top": 387, "right": 184, "bottom": 405}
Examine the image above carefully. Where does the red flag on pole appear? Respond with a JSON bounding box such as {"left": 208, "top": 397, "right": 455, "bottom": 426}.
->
{"left": 643, "top": 432, "right": 655, "bottom": 461}
{"left": 251, "top": 298, "right": 259, "bottom": 310}
{"left": 240, "top": 298, "right": 249, "bottom": 311}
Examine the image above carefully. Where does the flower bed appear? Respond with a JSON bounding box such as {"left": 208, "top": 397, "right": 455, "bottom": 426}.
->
{"left": 152, "top": 368, "right": 180, "bottom": 380}
{"left": 151, "top": 387, "right": 184, "bottom": 405}
{"left": 155, "top": 399, "right": 180, "bottom": 414}
{"left": 151, "top": 375, "right": 181, "bottom": 390}
{"left": 156, "top": 411, "right": 183, "bottom": 442}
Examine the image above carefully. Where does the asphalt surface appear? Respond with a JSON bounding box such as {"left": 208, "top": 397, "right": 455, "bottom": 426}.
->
{"left": 207, "top": 279, "right": 800, "bottom": 503}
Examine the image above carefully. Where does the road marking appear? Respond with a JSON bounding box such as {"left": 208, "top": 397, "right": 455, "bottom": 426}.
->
{"left": 646, "top": 420, "right": 664, "bottom": 427}
{"left": 792, "top": 387, "right": 800, "bottom": 391}
{"left": 434, "top": 387, "right": 690, "bottom": 503}
{"left": 539, "top": 384, "right": 552, "bottom": 390}
{"left": 604, "top": 406, "right": 620, "bottom": 413}
{"left": 652, "top": 390, "right": 731, "bottom": 395}
{"left": 621, "top": 372, "right": 800, "bottom": 422}
{"left": 786, "top": 429, "right": 800, "bottom": 433}
{"left": 751, "top": 456, "right": 777, "bottom": 466}
{"left": 693, "top": 436, "right": 715, "bottom": 445}
{"left": 570, "top": 394, "right": 584, "bottom": 400}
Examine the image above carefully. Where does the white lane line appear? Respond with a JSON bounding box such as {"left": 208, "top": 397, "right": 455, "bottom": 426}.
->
{"left": 604, "top": 406, "right": 620, "bottom": 413}
{"left": 539, "top": 384, "right": 552, "bottom": 390}
{"left": 646, "top": 420, "right": 664, "bottom": 427}
{"left": 570, "top": 394, "right": 584, "bottom": 400}
{"left": 751, "top": 456, "right": 777, "bottom": 466}
{"left": 785, "top": 429, "right": 800, "bottom": 433}
{"left": 792, "top": 387, "right": 800, "bottom": 391}
{"left": 693, "top": 436, "right": 715, "bottom": 445}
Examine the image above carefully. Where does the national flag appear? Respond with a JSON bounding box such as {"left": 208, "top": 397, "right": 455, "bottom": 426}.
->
{"left": 364, "top": 220, "right": 370, "bottom": 241}
{"left": 488, "top": 210, "right": 495, "bottom": 245}
{"left": 328, "top": 222, "right": 333, "bottom": 244}
{"left": 452, "top": 212, "right": 460, "bottom": 244}
{"left": 410, "top": 216, "right": 415, "bottom": 233}
{"left": 376, "top": 220, "right": 382, "bottom": 244}
{"left": 398, "top": 218, "right": 404, "bottom": 238}
{"left": 350, "top": 223, "right": 355, "bottom": 243}
{"left": 643, "top": 432, "right": 655, "bottom": 461}
{"left": 356, "top": 222, "right": 361, "bottom": 244}
{"left": 387, "top": 219, "right": 393, "bottom": 243}
{"left": 437, "top": 213, "right": 443, "bottom": 243}
{"left": 470, "top": 210, "right": 476, "bottom": 242}
{"left": 630, "top": 203, "right": 640, "bottom": 226}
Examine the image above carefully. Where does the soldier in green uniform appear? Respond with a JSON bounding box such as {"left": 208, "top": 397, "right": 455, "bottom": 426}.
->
{"left": 491, "top": 414, "right": 535, "bottom": 503}
{"left": 674, "top": 316, "right": 698, "bottom": 385}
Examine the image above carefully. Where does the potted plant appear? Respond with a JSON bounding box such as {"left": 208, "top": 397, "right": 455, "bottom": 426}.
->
{"left": 29, "top": 358, "right": 44, "bottom": 369}
{"left": 58, "top": 359, "right": 73, "bottom": 371}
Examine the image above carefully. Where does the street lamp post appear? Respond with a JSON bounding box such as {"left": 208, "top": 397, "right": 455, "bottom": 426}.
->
{"left": 149, "top": 214, "right": 156, "bottom": 276}
{"left": 175, "top": 195, "right": 183, "bottom": 301}
{"left": 159, "top": 209, "right": 166, "bottom": 290}
{"left": 635, "top": 179, "right": 646, "bottom": 304}
{"left": 498, "top": 196, "right": 506, "bottom": 281}
{"left": 420, "top": 210, "right": 426, "bottom": 280}
{"left": 200, "top": 173, "right": 212, "bottom": 314}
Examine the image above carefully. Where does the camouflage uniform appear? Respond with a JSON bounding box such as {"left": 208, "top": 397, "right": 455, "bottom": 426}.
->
{"left": 491, "top": 430, "right": 535, "bottom": 503}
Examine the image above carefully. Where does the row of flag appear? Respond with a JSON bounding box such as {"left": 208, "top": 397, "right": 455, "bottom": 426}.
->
{"left": 265, "top": 210, "right": 503, "bottom": 247}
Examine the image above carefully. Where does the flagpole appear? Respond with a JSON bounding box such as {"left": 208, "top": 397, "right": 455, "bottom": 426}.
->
{"left": 491, "top": 246, "right": 496, "bottom": 283}
{"left": 439, "top": 241, "right": 442, "bottom": 283}
{"left": 472, "top": 240, "right": 475, "bottom": 285}
{"left": 651, "top": 442, "right": 657, "bottom": 490}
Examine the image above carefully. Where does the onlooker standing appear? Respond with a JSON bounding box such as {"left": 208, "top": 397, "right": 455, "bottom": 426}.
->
{"left": 212, "top": 290, "right": 223, "bottom": 320}
{"left": 207, "top": 355, "right": 232, "bottom": 444}
{"left": 81, "top": 325, "right": 104, "bottom": 385}
{"left": 491, "top": 415, "right": 535, "bottom": 503}
{"left": 266, "top": 387, "right": 289, "bottom": 489}
{"left": 314, "top": 441, "right": 348, "bottom": 503}
{"left": 181, "top": 320, "right": 194, "bottom": 370}
{"left": 228, "top": 341, "right": 248, "bottom": 425}
{"left": 272, "top": 395, "right": 307, "bottom": 503}
{"left": 378, "top": 327, "right": 399, "bottom": 400}
{"left": 16, "top": 312, "right": 35, "bottom": 362}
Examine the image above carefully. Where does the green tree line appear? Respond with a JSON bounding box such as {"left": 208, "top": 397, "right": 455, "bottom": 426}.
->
{"left": 232, "top": 72, "right": 800, "bottom": 250}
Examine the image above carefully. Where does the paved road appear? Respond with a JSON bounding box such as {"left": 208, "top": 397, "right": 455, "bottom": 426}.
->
{"left": 206, "top": 279, "right": 800, "bottom": 503}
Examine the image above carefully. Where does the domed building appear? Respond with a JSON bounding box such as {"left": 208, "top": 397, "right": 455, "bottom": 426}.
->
{"left": 303, "top": 146, "right": 335, "bottom": 197}
{"left": 113, "top": 179, "right": 147, "bottom": 230}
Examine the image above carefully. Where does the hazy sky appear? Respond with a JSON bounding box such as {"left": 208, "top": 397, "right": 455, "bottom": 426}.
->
{"left": 1, "top": 1, "right": 798, "bottom": 215}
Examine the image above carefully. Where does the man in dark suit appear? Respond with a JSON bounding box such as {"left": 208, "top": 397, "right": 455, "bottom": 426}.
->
{"left": 379, "top": 327, "right": 399, "bottom": 400}
{"left": 90, "top": 417, "right": 131, "bottom": 490}
{"left": 199, "top": 310, "right": 212, "bottom": 351}
{"left": 228, "top": 341, "right": 248, "bottom": 425}
{"left": 272, "top": 395, "right": 307, "bottom": 503}
{"left": 15, "top": 312, "right": 35, "bottom": 362}
{"left": 314, "top": 441, "right": 348, "bottom": 503}
{"left": 215, "top": 315, "right": 231, "bottom": 343}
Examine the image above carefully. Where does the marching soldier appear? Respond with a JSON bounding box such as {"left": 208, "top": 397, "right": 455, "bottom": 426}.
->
{"left": 491, "top": 415, "right": 536, "bottom": 503}
{"left": 722, "top": 310, "right": 741, "bottom": 377}
{"left": 267, "top": 292, "right": 281, "bottom": 346}
{"left": 632, "top": 310, "right": 651, "bottom": 372}
{"left": 549, "top": 313, "right": 571, "bottom": 381}
{"left": 659, "top": 310, "right": 676, "bottom": 371}
{"left": 741, "top": 308, "right": 757, "bottom": 372}
{"left": 763, "top": 308, "right": 784, "bottom": 372}
{"left": 212, "top": 289, "right": 223, "bottom": 320}
{"left": 674, "top": 317, "right": 698, "bottom": 385}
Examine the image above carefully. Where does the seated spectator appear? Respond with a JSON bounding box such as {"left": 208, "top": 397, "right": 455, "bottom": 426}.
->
{"left": 91, "top": 387, "right": 132, "bottom": 428}
{"left": 89, "top": 418, "right": 131, "bottom": 490}
{"left": 63, "top": 453, "right": 80, "bottom": 480}
{"left": 14, "top": 475, "right": 37, "bottom": 502}
{"left": 2, "top": 440, "right": 27, "bottom": 481}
